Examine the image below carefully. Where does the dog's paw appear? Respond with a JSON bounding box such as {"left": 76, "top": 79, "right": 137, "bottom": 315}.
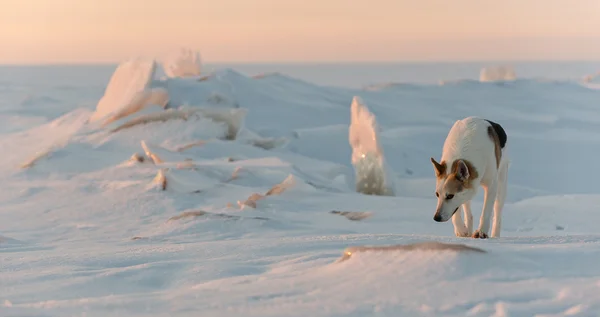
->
{"left": 454, "top": 229, "right": 471, "bottom": 238}
{"left": 472, "top": 230, "right": 488, "bottom": 239}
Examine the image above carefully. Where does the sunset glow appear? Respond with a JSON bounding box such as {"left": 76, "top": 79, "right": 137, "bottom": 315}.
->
{"left": 1, "top": 0, "right": 599, "bottom": 64}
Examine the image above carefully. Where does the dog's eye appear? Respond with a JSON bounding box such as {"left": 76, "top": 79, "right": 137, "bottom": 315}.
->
{"left": 446, "top": 194, "right": 454, "bottom": 200}
{"left": 435, "top": 192, "right": 439, "bottom": 198}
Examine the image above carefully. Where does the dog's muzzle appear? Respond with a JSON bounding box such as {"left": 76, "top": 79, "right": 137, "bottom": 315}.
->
{"left": 433, "top": 207, "right": 459, "bottom": 222}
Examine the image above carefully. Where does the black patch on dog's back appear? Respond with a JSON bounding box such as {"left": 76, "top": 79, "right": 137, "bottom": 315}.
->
{"left": 484, "top": 119, "right": 507, "bottom": 149}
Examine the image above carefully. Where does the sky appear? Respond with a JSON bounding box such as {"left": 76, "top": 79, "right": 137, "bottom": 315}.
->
{"left": 1, "top": 0, "right": 599, "bottom": 64}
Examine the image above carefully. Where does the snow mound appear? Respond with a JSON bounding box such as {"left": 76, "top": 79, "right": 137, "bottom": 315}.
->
{"left": 438, "top": 79, "right": 478, "bottom": 86}
{"left": 349, "top": 96, "right": 395, "bottom": 196}
{"left": 90, "top": 58, "right": 157, "bottom": 123}
{"left": 363, "top": 82, "right": 423, "bottom": 91}
{"left": 162, "top": 48, "right": 202, "bottom": 79}
{"left": 0, "top": 234, "right": 23, "bottom": 245}
{"left": 338, "top": 241, "right": 486, "bottom": 262}
{"left": 252, "top": 72, "right": 281, "bottom": 79}
{"left": 193, "top": 107, "right": 247, "bottom": 140}
{"left": 17, "top": 108, "right": 91, "bottom": 169}
{"left": 104, "top": 106, "right": 246, "bottom": 143}
{"left": 479, "top": 65, "right": 517, "bottom": 82}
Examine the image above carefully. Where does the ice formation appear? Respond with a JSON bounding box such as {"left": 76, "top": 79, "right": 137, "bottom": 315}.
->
{"left": 479, "top": 65, "right": 517, "bottom": 82}
{"left": 101, "top": 87, "right": 170, "bottom": 127}
{"left": 162, "top": 48, "right": 202, "bottom": 79}
{"left": 348, "top": 96, "right": 395, "bottom": 196}
{"left": 90, "top": 58, "right": 158, "bottom": 123}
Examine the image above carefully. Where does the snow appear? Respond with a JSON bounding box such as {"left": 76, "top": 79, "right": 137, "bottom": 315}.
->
{"left": 2, "top": 60, "right": 600, "bottom": 317}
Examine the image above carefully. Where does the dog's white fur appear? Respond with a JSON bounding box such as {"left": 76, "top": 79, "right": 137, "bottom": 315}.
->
{"left": 432, "top": 116, "right": 509, "bottom": 238}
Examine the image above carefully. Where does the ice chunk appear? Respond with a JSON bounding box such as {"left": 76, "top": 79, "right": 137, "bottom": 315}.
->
{"left": 479, "top": 65, "right": 517, "bottom": 82}
{"left": 90, "top": 58, "right": 157, "bottom": 123}
{"left": 101, "top": 87, "right": 169, "bottom": 127}
{"left": 162, "top": 48, "right": 202, "bottom": 79}
{"left": 348, "top": 96, "right": 395, "bottom": 196}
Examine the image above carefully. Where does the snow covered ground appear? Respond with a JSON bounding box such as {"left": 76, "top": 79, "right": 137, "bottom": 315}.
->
{"left": 1, "top": 59, "right": 600, "bottom": 317}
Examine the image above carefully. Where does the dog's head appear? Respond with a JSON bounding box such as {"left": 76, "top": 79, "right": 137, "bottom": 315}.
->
{"left": 430, "top": 157, "right": 478, "bottom": 222}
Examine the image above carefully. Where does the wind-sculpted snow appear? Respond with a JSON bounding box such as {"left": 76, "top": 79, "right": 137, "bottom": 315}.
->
{"left": 2, "top": 61, "right": 600, "bottom": 316}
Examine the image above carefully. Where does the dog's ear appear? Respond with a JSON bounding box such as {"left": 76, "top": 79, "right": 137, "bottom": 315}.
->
{"left": 430, "top": 157, "right": 446, "bottom": 177}
{"left": 455, "top": 159, "right": 470, "bottom": 181}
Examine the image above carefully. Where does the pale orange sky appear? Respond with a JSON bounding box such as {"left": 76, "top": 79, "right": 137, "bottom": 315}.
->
{"left": 1, "top": 0, "right": 599, "bottom": 64}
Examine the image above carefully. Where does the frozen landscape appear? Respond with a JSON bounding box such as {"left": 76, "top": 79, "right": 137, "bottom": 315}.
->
{"left": 2, "top": 53, "right": 600, "bottom": 317}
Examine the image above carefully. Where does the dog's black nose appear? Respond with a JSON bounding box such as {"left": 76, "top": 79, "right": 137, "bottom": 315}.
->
{"left": 433, "top": 214, "right": 442, "bottom": 222}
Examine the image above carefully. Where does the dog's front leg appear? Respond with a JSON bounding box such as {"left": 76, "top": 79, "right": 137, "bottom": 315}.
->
{"left": 473, "top": 181, "right": 497, "bottom": 239}
{"left": 463, "top": 201, "right": 473, "bottom": 236}
{"left": 452, "top": 209, "right": 469, "bottom": 237}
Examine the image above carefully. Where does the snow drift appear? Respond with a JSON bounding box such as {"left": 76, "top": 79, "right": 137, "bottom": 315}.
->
{"left": 88, "top": 57, "right": 253, "bottom": 148}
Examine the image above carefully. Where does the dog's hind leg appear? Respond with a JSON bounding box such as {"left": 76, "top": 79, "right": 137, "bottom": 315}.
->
{"left": 491, "top": 157, "right": 509, "bottom": 238}
{"left": 463, "top": 201, "right": 473, "bottom": 236}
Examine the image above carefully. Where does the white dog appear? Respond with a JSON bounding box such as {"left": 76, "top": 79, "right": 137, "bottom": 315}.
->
{"left": 430, "top": 117, "right": 509, "bottom": 238}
